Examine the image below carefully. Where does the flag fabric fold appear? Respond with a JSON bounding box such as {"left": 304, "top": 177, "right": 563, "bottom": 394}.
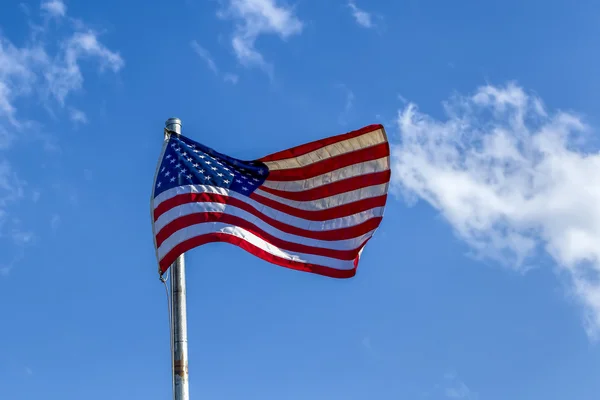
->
{"left": 151, "top": 124, "right": 390, "bottom": 278}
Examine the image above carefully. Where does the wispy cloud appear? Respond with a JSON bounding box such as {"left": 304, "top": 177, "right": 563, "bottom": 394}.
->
{"left": 45, "top": 31, "right": 124, "bottom": 105}
{"left": 41, "top": 0, "right": 66, "bottom": 18}
{"left": 391, "top": 81, "right": 600, "bottom": 338}
{"left": 191, "top": 41, "right": 219, "bottom": 74}
{"left": 445, "top": 382, "right": 475, "bottom": 399}
{"left": 0, "top": 160, "right": 26, "bottom": 225}
{"left": 69, "top": 107, "right": 87, "bottom": 124}
{"left": 217, "top": 0, "right": 303, "bottom": 74}
{"left": 361, "top": 336, "right": 371, "bottom": 350}
{"left": 0, "top": 1, "right": 123, "bottom": 276}
{"left": 50, "top": 214, "right": 61, "bottom": 232}
{"left": 336, "top": 84, "right": 355, "bottom": 125}
{"left": 442, "top": 372, "right": 477, "bottom": 399}
{"left": 1, "top": 4, "right": 123, "bottom": 121}
{"left": 223, "top": 72, "right": 239, "bottom": 84}
{"left": 347, "top": 1, "right": 374, "bottom": 28}
{"left": 191, "top": 40, "right": 238, "bottom": 84}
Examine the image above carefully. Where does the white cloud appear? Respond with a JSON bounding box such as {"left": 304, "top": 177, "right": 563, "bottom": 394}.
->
{"left": 0, "top": 160, "right": 25, "bottom": 216}
{"left": 41, "top": 0, "right": 66, "bottom": 18}
{"left": 191, "top": 41, "right": 219, "bottom": 74}
{"left": 0, "top": 2, "right": 122, "bottom": 276}
{"left": 218, "top": 0, "right": 303, "bottom": 73}
{"left": 69, "top": 107, "right": 87, "bottom": 124}
{"left": 50, "top": 213, "right": 60, "bottom": 231}
{"left": 45, "top": 31, "right": 124, "bottom": 104}
{"left": 1, "top": 9, "right": 123, "bottom": 116}
{"left": 445, "top": 382, "right": 474, "bottom": 399}
{"left": 223, "top": 72, "right": 239, "bottom": 84}
{"left": 391, "top": 81, "right": 600, "bottom": 338}
{"left": 0, "top": 38, "right": 47, "bottom": 127}
{"left": 348, "top": 1, "right": 374, "bottom": 28}
{"left": 191, "top": 40, "right": 239, "bottom": 84}
{"left": 336, "top": 84, "right": 354, "bottom": 125}
{"left": 0, "top": 160, "right": 32, "bottom": 276}
{"left": 361, "top": 336, "right": 371, "bottom": 350}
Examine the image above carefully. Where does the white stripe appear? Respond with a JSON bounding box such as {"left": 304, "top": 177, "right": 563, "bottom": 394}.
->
{"left": 262, "top": 157, "right": 390, "bottom": 192}
{"left": 154, "top": 202, "right": 376, "bottom": 250}
{"left": 254, "top": 183, "right": 388, "bottom": 210}
{"left": 152, "top": 185, "right": 385, "bottom": 230}
{"left": 263, "top": 128, "right": 386, "bottom": 171}
{"left": 157, "top": 223, "right": 357, "bottom": 270}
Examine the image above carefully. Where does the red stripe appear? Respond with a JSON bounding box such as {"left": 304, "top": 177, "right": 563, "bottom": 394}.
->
{"left": 154, "top": 192, "right": 383, "bottom": 240}
{"left": 259, "top": 124, "right": 384, "bottom": 163}
{"left": 156, "top": 212, "right": 365, "bottom": 260}
{"left": 260, "top": 170, "right": 391, "bottom": 201}
{"left": 250, "top": 192, "right": 387, "bottom": 221}
{"left": 159, "top": 232, "right": 360, "bottom": 278}
{"left": 265, "top": 142, "right": 390, "bottom": 181}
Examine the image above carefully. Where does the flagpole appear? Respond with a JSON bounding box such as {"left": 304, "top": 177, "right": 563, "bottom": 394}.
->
{"left": 165, "top": 117, "right": 190, "bottom": 400}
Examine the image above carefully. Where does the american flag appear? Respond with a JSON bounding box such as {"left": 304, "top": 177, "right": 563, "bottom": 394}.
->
{"left": 151, "top": 124, "right": 390, "bottom": 278}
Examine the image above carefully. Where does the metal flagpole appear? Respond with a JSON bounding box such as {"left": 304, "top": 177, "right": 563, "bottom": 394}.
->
{"left": 165, "top": 117, "right": 190, "bottom": 400}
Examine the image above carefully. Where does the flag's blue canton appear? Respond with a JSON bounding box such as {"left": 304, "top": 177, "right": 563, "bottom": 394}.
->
{"left": 153, "top": 134, "right": 269, "bottom": 198}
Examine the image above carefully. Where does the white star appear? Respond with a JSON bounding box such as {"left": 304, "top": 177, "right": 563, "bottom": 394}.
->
{"left": 182, "top": 152, "right": 187, "bottom": 157}
{"left": 181, "top": 168, "right": 187, "bottom": 174}
{"left": 193, "top": 149, "right": 200, "bottom": 153}
{"left": 187, "top": 157, "right": 192, "bottom": 162}
{"left": 186, "top": 174, "right": 192, "bottom": 180}
{"left": 170, "top": 159, "right": 176, "bottom": 164}
{"left": 253, "top": 178, "right": 259, "bottom": 182}
{"left": 224, "top": 179, "right": 230, "bottom": 184}
{"left": 242, "top": 187, "right": 248, "bottom": 191}
{"left": 157, "top": 182, "right": 162, "bottom": 188}
{"left": 248, "top": 182, "right": 254, "bottom": 186}
{"left": 190, "top": 144, "right": 196, "bottom": 149}
{"left": 193, "top": 163, "right": 199, "bottom": 168}
{"left": 257, "top": 169, "right": 264, "bottom": 175}
{"left": 175, "top": 163, "right": 182, "bottom": 169}
{"left": 229, "top": 172, "right": 235, "bottom": 176}
{"left": 203, "top": 175, "right": 211, "bottom": 180}
{"left": 170, "top": 176, "right": 176, "bottom": 182}
{"left": 199, "top": 154, "right": 205, "bottom": 158}
{"left": 166, "top": 154, "right": 172, "bottom": 159}
{"left": 205, "top": 160, "right": 211, "bottom": 165}
{"left": 171, "top": 143, "right": 176, "bottom": 148}
{"left": 217, "top": 172, "right": 224, "bottom": 177}
{"left": 211, "top": 167, "right": 218, "bottom": 171}
{"left": 241, "top": 176, "right": 248, "bottom": 180}
{"left": 236, "top": 179, "right": 242, "bottom": 183}
{"left": 176, "top": 147, "right": 181, "bottom": 152}
{"left": 165, "top": 171, "right": 171, "bottom": 177}
{"left": 198, "top": 169, "right": 205, "bottom": 174}
{"left": 161, "top": 166, "right": 166, "bottom": 172}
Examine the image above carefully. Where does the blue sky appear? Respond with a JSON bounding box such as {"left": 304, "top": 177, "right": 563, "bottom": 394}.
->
{"left": 2, "top": 0, "right": 600, "bottom": 399}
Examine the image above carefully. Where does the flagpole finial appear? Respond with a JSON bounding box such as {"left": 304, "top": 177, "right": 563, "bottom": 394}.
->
{"left": 165, "top": 118, "right": 182, "bottom": 134}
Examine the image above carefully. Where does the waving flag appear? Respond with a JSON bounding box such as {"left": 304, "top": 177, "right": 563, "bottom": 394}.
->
{"left": 151, "top": 124, "right": 390, "bottom": 278}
